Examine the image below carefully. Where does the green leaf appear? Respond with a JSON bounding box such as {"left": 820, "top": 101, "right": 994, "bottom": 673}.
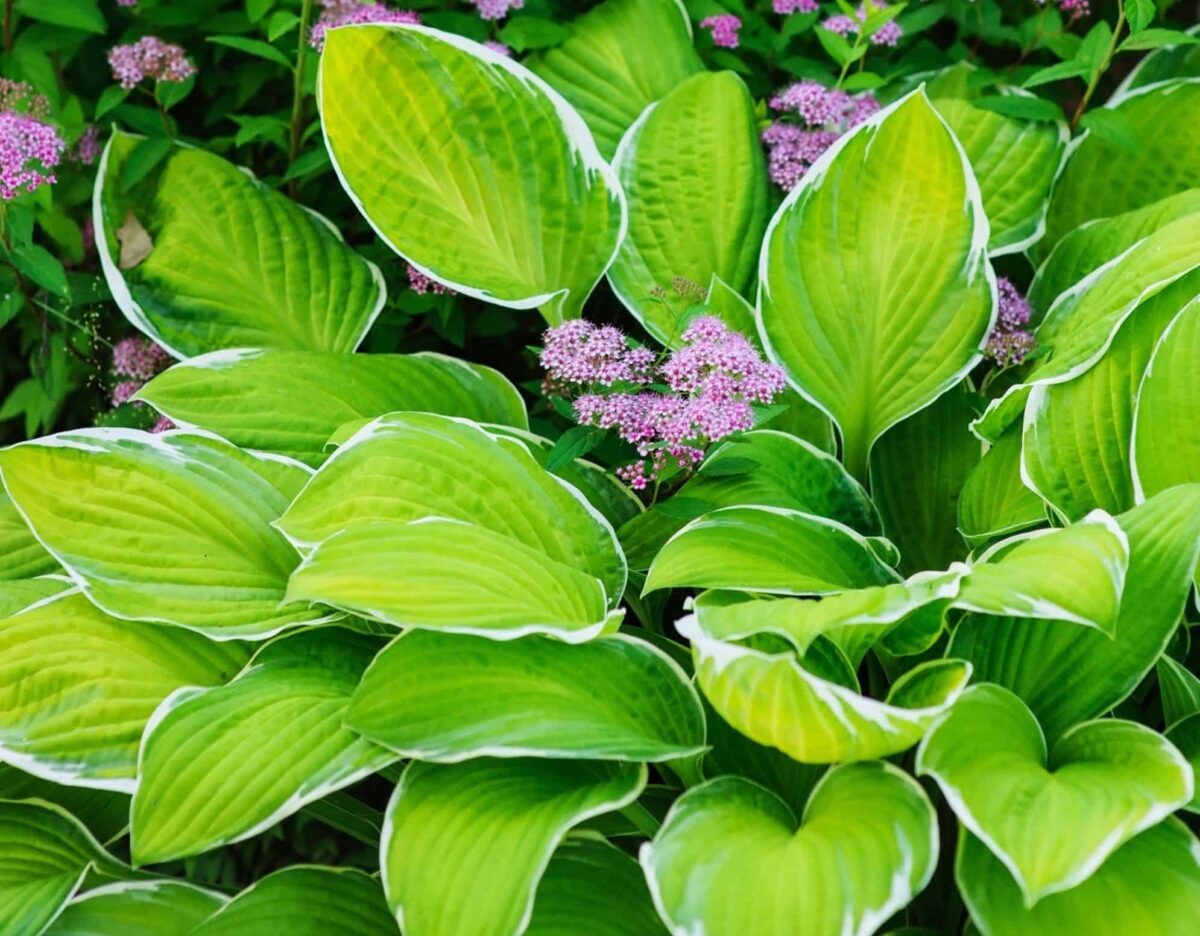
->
{"left": 1166, "top": 714, "right": 1200, "bottom": 813}
{"left": 130, "top": 630, "right": 394, "bottom": 865}
{"left": 96, "top": 130, "right": 383, "bottom": 358}
{"left": 0, "top": 429, "right": 332, "bottom": 640}
{"left": 547, "top": 425, "right": 606, "bottom": 471}
{"left": 918, "top": 684, "right": 1191, "bottom": 905}
{"left": 381, "top": 759, "right": 644, "bottom": 935}
{"left": 958, "top": 425, "right": 1046, "bottom": 546}
{"left": 608, "top": 71, "right": 768, "bottom": 345}
{"left": 642, "top": 764, "right": 938, "bottom": 936}
{"left": 1119, "top": 28, "right": 1200, "bottom": 53}
{"left": 1158, "top": 656, "right": 1200, "bottom": 730}
{"left": 10, "top": 244, "right": 69, "bottom": 298}
{"left": 1126, "top": 0, "right": 1157, "bottom": 34}
{"left": 0, "top": 491, "right": 56, "bottom": 580}
{"left": 119, "top": 138, "right": 174, "bottom": 195}
{"left": 527, "top": 0, "right": 703, "bottom": 159}
{"left": 1077, "top": 109, "right": 1139, "bottom": 151}
{"left": 496, "top": 16, "right": 571, "bottom": 52}
{"left": 346, "top": 631, "right": 703, "bottom": 761}
{"left": 972, "top": 95, "right": 1066, "bottom": 123}
{"left": 1021, "top": 60, "right": 1092, "bottom": 89}
{"left": 136, "top": 349, "right": 527, "bottom": 467}
{"left": 0, "top": 764, "right": 129, "bottom": 845}
{"left": 206, "top": 35, "right": 293, "bottom": 69}
{"left": 758, "top": 91, "right": 993, "bottom": 479}
{"left": 1119, "top": 23, "right": 1200, "bottom": 91}
{"left": 94, "top": 86, "right": 129, "bottom": 120}
{"left": 815, "top": 26, "right": 863, "bottom": 68}
{"left": 44, "top": 881, "right": 226, "bottom": 935}
{"left": 320, "top": 25, "right": 622, "bottom": 324}
{"left": 14, "top": 0, "right": 105, "bottom": 34}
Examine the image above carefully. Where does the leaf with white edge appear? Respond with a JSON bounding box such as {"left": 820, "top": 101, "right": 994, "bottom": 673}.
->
{"left": 958, "top": 426, "right": 1046, "bottom": 546}
{"left": 44, "top": 881, "right": 226, "bottom": 936}
{"left": 957, "top": 820, "right": 1200, "bottom": 935}
{"left": 137, "top": 349, "right": 528, "bottom": 467}
{"left": 644, "top": 506, "right": 899, "bottom": 596}
{"left": 0, "top": 491, "right": 55, "bottom": 580}
{"left": 642, "top": 764, "right": 938, "bottom": 936}
{"left": 526, "top": 0, "right": 702, "bottom": 159}
{"left": 0, "top": 430, "right": 330, "bottom": 640}
{"left": 130, "top": 629, "right": 395, "bottom": 865}
{"left": 608, "top": 71, "right": 768, "bottom": 344}
{"left": 346, "top": 630, "right": 703, "bottom": 762}
{"left": 758, "top": 89, "right": 994, "bottom": 479}
{"left": 0, "top": 590, "right": 249, "bottom": 792}
{"left": 188, "top": 866, "right": 396, "bottom": 935}
{"left": 1118, "top": 23, "right": 1200, "bottom": 92}
{"left": 94, "top": 130, "right": 383, "bottom": 359}
{"left": 0, "top": 765, "right": 129, "bottom": 846}
{"left": 381, "top": 758, "right": 645, "bottom": 936}
{"left": 1166, "top": 714, "right": 1200, "bottom": 813}
{"left": 0, "top": 577, "right": 71, "bottom": 620}
{"left": 1158, "top": 656, "right": 1200, "bottom": 730}
{"left": 320, "top": 24, "right": 624, "bottom": 323}
{"left": 918, "top": 683, "right": 1192, "bottom": 906}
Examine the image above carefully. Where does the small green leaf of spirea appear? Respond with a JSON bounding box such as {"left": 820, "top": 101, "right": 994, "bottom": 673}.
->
{"left": 547, "top": 424, "right": 607, "bottom": 470}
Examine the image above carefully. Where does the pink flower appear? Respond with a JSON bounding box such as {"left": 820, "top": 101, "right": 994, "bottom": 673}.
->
{"left": 111, "top": 380, "right": 142, "bottom": 407}
{"left": 761, "top": 85, "right": 878, "bottom": 190}
{"left": 484, "top": 41, "right": 513, "bottom": 57}
{"left": 540, "top": 321, "right": 656, "bottom": 389}
{"left": 0, "top": 113, "right": 64, "bottom": 201}
{"left": 151, "top": 416, "right": 175, "bottom": 433}
{"left": 1042, "top": 0, "right": 1090, "bottom": 19}
{"left": 112, "top": 336, "right": 171, "bottom": 381}
{"left": 406, "top": 263, "right": 454, "bottom": 296}
{"left": 108, "top": 37, "right": 196, "bottom": 89}
{"left": 996, "top": 277, "right": 1032, "bottom": 331}
{"left": 116, "top": 0, "right": 138, "bottom": 7}
{"left": 775, "top": 0, "right": 819, "bottom": 12}
{"left": 822, "top": 2, "right": 904, "bottom": 47}
{"left": 309, "top": 2, "right": 421, "bottom": 52}
{"left": 700, "top": 14, "right": 742, "bottom": 49}
{"left": 986, "top": 278, "right": 1036, "bottom": 367}
{"left": 72, "top": 125, "right": 101, "bottom": 166}
{"left": 473, "top": 0, "right": 525, "bottom": 22}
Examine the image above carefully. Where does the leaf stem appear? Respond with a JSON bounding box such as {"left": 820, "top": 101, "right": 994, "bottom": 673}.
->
{"left": 289, "top": 0, "right": 315, "bottom": 197}
{"left": 1071, "top": 1, "right": 1126, "bottom": 130}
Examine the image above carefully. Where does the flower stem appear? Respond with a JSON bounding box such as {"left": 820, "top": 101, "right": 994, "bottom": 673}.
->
{"left": 1071, "top": 1, "right": 1126, "bottom": 130}
{"left": 288, "top": 0, "right": 315, "bottom": 197}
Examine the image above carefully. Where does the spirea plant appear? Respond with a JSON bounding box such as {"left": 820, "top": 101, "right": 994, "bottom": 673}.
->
{"left": 1, "top": 1, "right": 1200, "bottom": 934}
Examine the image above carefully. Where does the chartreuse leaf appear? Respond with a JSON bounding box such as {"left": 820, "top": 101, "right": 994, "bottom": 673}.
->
{"left": 1166, "top": 714, "right": 1200, "bottom": 813}
{"left": 346, "top": 631, "right": 703, "bottom": 761}
{"left": 608, "top": 71, "right": 767, "bottom": 343}
{"left": 527, "top": 0, "right": 702, "bottom": 159}
{"left": 381, "top": 758, "right": 644, "bottom": 935}
{"left": 319, "top": 24, "right": 624, "bottom": 323}
{"left": 1158, "top": 656, "right": 1200, "bottom": 729}
{"left": 188, "top": 866, "right": 395, "bottom": 935}
{"left": 1132, "top": 297, "right": 1200, "bottom": 500}
{"left": 957, "top": 820, "right": 1200, "bottom": 934}
{"left": 95, "top": 130, "right": 383, "bottom": 359}
{"left": 958, "top": 426, "right": 1045, "bottom": 546}
{"left": 276, "top": 413, "right": 626, "bottom": 610}
{"left": 0, "top": 590, "right": 248, "bottom": 792}
{"left": 0, "top": 492, "right": 55, "bottom": 580}
{"left": 641, "top": 764, "right": 938, "bottom": 936}
{"left": 0, "top": 578, "right": 70, "bottom": 620}
{"left": 130, "top": 630, "right": 395, "bottom": 865}
{"left": 918, "top": 684, "right": 1192, "bottom": 906}
{"left": 644, "top": 506, "right": 899, "bottom": 596}
{"left": 758, "top": 90, "right": 993, "bottom": 479}
{"left": 0, "top": 430, "right": 330, "bottom": 640}
{"left": 1038, "top": 79, "right": 1200, "bottom": 261}
{"left": 950, "top": 485, "right": 1200, "bottom": 742}
{"left": 44, "top": 881, "right": 226, "bottom": 935}
{"left": 136, "top": 349, "right": 527, "bottom": 466}
{"left": 955, "top": 512, "right": 1128, "bottom": 635}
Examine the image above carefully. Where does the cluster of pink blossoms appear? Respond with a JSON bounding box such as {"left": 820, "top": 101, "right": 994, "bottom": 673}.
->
{"left": 1039, "top": 0, "right": 1090, "bottom": 20}
{"left": 774, "top": 0, "right": 819, "bottom": 13}
{"left": 824, "top": 2, "right": 904, "bottom": 47}
{"left": 985, "top": 277, "right": 1035, "bottom": 367}
{"left": 541, "top": 317, "right": 786, "bottom": 490}
{"left": 110, "top": 337, "right": 174, "bottom": 431}
{"left": 0, "top": 80, "right": 64, "bottom": 201}
{"left": 761, "top": 81, "right": 878, "bottom": 190}
{"left": 108, "top": 37, "right": 196, "bottom": 90}
{"left": 700, "top": 15, "right": 742, "bottom": 49}
{"left": 116, "top": 0, "right": 138, "bottom": 7}
{"left": 406, "top": 263, "right": 455, "bottom": 296}
{"left": 71, "top": 125, "right": 101, "bottom": 166}
{"left": 474, "top": 0, "right": 524, "bottom": 20}
{"left": 309, "top": 2, "right": 421, "bottom": 51}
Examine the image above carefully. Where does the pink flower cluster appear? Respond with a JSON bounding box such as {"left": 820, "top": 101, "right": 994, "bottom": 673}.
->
{"left": 484, "top": 41, "right": 513, "bottom": 57}
{"left": 1039, "top": 0, "right": 1090, "bottom": 20}
{"left": 761, "top": 82, "right": 878, "bottom": 190}
{"left": 116, "top": 0, "right": 138, "bottom": 7}
{"left": 775, "top": 0, "right": 819, "bottom": 13}
{"left": 309, "top": 2, "right": 421, "bottom": 52}
{"left": 406, "top": 263, "right": 454, "bottom": 296}
{"left": 824, "top": 2, "right": 904, "bottom": 47}
{"left": 473, "top": 0, "right": 525, "bottom": 21}
{"left": 542, "top": 318, "right": 786, "bottom": 490}
{"left": 110, "top": 337, "right": 174, "bottom": 431}
{"left": 0, "top": 80, "right": 64, "bottom": 201}
{"left": 985, "top": 277, "right": 1035, "bottom": 367}
{"left": 71, "top": 125, "right": 101, "bottom": 166}
{"left": 108, "top": 37, "right": 196, "bottom": 90}
{"left": 701, "top": 15, "right": 742, "bottom": 49}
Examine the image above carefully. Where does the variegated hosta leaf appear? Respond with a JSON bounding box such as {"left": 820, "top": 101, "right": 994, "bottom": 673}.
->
{"left": 957, "top": 820, "right": 1200, "bottom": 935}
{"left": 757, "top": 90, "right": 993, "bottom": 479}
{"left": 0, "top": 764, "right": 129, "bottom": 846}
{"left": 346, "top": 631, "right": 704, "bottom": 762}
{"left": 381, "top": 758, "right": 644, "bottom": 936}
{"left": 0, "top": 590, "right": 248, "bottom": 792}
{"left": 137, "top": 349, "right": 528, "bottom": 467}
{"left": 955, "top": 511, "right": 1129, "bottom": 636}
{"left": 95, "top": 130, "right": 383, "bottom": 359}
{"left": 918, "top": 684, "right": 1192, "bottom": 906}
{"left": 0, "top": 491, "right": 55, "bottom": 580}
{"left": 526, "top": 0, "right": 702, "bottom": 159}
{"left": 320, "top": 24, "right": 623, "bottom": 323}
{"left": 949, "top": 485, "right": 1200, "bottom": 742}
{"left": 0, "top": 430, "right": 328, "bottom": 640}
{"left": 1158, "top": 655, "right": 1200, "bottom": 730}
{"left": 0, "top": 577, "right": 71, "bottom": 620}
{"left": 958, "top": 426, "right": 1045, "bottom": 547}
{"left": 641, "top": 764, "right": 938, "bottom": 936}
{"left": 608, "top": 70, "right": 767, "bottom": 343}
{"left": 643, "top": 506, "right": 899, "bottom": 596}
{"left": 973, "top": 210, "right": 1200, "bottom": 442}
{"left": 276, "top": 413, "right": 626, "bottom": 609}
{"left": 188, "top": 866, "right": 396, "bottom": 935}
{"left": 130, "top": 630, "right": 395, "bottom": 865}
{"left": 1166, "top": 714, "right": 1200, "bottom": 813}
{"left": 619, "top": 429, "right": 880, "bottom": 571}
{"left": 45, "top": 881, "right": 226, "bottom": 936}
{"left": 1038, "top": 79, "right": 1200, "bottom": 262}
{"left": 286, "top": 519, "right": 619, "bottom": 642}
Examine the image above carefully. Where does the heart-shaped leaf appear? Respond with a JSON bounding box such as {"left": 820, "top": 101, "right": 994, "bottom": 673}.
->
{"left": 45, "top": 880, "right": 226, "bottom": 935}
{"left": 958, "top": 426, "right": 1046, "bottom": 546}
{"left": 0, "top": 491, "right": 55, "bottom": 580}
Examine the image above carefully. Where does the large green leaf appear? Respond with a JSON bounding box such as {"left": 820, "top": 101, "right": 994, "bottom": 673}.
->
{"left": 130, "top": 630, "right": 395, "bottom": 865}
{"left": 137, "top": 349, "right": 527, "bottom": 467}
{"left": 346, "top": 631, "right": 703, "bottom": 761}
{"left": 957, "top": 820, "right": 1200, "bottom": 934}
{"left": 0, "top": 429, "right": 330, "bottom": 640}
{"left": 0, "top": 590, "right": 248, "bottom": 792}
{"left": 957, "top": 426, "right": 1045, "bottom": 546}
{"left": 608, "top": 71, "right": 767, "bottom": 343}
{"left": 0, "top": 492, "right": 55, "bottom": 580}
{"left": 320, "top": 24, "right": 623, "bottom": 323}
{"left": 381, "top": 758, "right": 644, "bottom": 936}
{"left": 918, "top": 684, "right": 1192, "bottom": 905}
{"left": 45, "top": 881, "right": 226, "bottom": 935}
{"left": 0, "top": 765, "right": 129, "bottom": 846}
{"left": 1158, "top": 655, "right": 1200, "bottom": 730}
{"left": 642, "top": 764, "right": 937, "bottom": 936}
{"left": 1117, "top": 24, "right": 1200, "bottom": 92}
{"left": 1038, "top": 79, "right": 1200, "bottom": 261}
{"left": 527, "top": 0, "right": 702, "bottom": 159}
{"left": 758, "top": 90, "right": 993, "bottom": 479}
{"left": 1166, "top": 713, "right": 1200, "bottom": 813}
{"left": 94, "top": 130, "right": 383, "bottom": 359}
{"left": 277, "top": 413, "right": 626, "bottom": 607}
